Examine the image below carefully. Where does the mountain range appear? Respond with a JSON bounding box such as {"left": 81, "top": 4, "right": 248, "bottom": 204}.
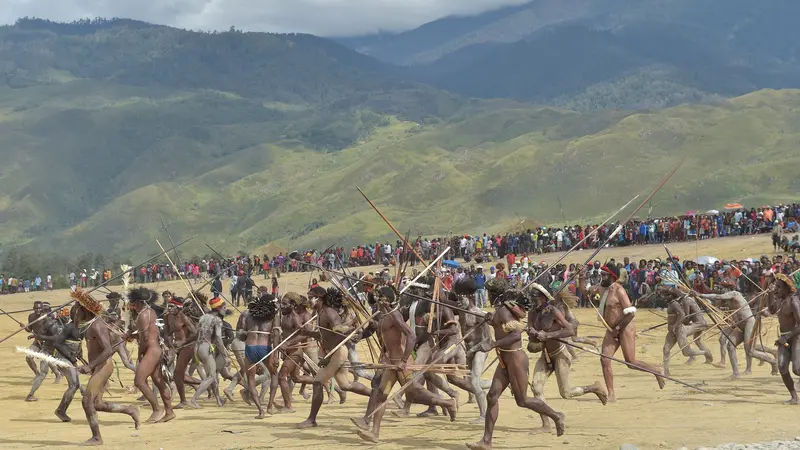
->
{"left": 0, "top": 12, "right": 799, "bottom": 265}
{"left": 338, "top": 0, "right": 800, "bottom": 110}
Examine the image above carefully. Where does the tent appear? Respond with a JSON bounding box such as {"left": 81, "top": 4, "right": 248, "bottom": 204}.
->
{"left": 695, "top": 256, "right": 719, "bottom": 265}
{"left": 442, "top": 260, "right": 461, "bottom": 269}
{"left": 706, "top": 209, "right": 720, "bottom": 215}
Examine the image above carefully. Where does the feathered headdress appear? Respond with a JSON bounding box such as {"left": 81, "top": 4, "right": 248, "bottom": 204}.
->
{"left": 250, "top": 293, "right": 278, "bottom": 320}
{"left": 128, "top": 287, "right": 157, "bottom": 304}
{"left": 120, "top": 264, "right": 133, "bottom": 332}
{"left": 16, "top": 346, "right": 73, "bottom": 369}
{"left": 70, "top": 288, "right": 104, "bottom": 316}
{"left": 322, "top": 287, "right": 345, "bottom": 309}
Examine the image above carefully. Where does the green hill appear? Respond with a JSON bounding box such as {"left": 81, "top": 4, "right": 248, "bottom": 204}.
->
{"left": 2, "top": 19, "right": 800, "bottom": 262}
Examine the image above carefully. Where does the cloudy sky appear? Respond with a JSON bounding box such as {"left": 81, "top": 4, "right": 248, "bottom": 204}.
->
{"left": 3, "top": 0, "right": 532, "bottom": 36}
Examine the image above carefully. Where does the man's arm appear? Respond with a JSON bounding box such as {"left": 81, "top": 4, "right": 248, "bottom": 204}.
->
{"left": 609, "top": 286, "right": 636, "bottom": 331}
{"left": 390, "top": 310, "right": 415, "bottom": 363}
{"left": 213, "top": 319, "right": 227, "bottom": 359}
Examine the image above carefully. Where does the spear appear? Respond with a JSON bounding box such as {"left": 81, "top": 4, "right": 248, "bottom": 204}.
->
{"left": 365, "top": 319, "right": 483, "bottom": 420}
{"left": 554, "top": 338, "right": 710, "bottom": 394}
{"left": 662, "top": 243, "right": 737, "bottom": 350}
{"left": 355, "top": 185, "right": 429, "bottom": 266}
{"left": 554, "top": 157, "right": 687, "bottom": 320}
{"left": 0, "top": 236, "right": 197, "bottom": 345}
{"left": 248, "top": 314, "right": 318, "bottom": 370}
{"left": 522, "top": 194, "right": 639, "bottom": 292}
{"left": 401, "top": 247, "right": 450, "bottom": 294}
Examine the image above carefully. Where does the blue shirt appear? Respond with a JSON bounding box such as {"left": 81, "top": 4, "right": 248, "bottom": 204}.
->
{"left": 474, "top": 273, "right": 486, "bottom": 289}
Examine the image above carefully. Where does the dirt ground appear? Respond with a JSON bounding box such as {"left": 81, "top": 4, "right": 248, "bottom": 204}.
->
{"left": 0, "top": 234, "right": 796, "bottom": 450}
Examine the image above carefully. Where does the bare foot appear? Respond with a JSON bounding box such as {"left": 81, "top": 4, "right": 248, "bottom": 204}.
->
{"left": 239, "top": 389, "right": 252, "bottom": 405}
{"left": 174, "top": 402, "right": 187, "bottom": 409}
{"left": 357, "top": 429, "right": 380, "bottom": 443}
{"left": 25, "top": 395, "right": 37, "bottom": 402}
{"left": 553, "top": 412, "right": 566, "bottom": 437}
{"left": 772, "top": 365, "right": 780, "bottom": 376}
{"left": 300, "top": 391, "right": 311, "bottom": 400}
{"left": 712, "top": 362, "right": 726, "bottom": 369}
{"left": 255, "top": 413, "right": 266, "bottom": 420}
{"left": 267, "top": 403, "right": 277, "bottom": 415}
{"left": 216, "top": 397, "right": 226, "bottom": 407}
{"left": 276, "top": 406, "right": 295, "bottom": 414}
{"left": 743, "top": 369, "right": 752, "bottom": 375}
{"left": 147, "top": 409, "right": 166, "bottom": 423}
{"left": 783, "top": 397, "right": 799, "bottom": 405}
{"left": 297, "top": 419, "right": 318, "bottom": 429}
{"left": 607, "top": 393, "right": 617, "bottom": 403}
{"left": 728, "top": 373, "right": 742, "bottom": 380}
{"left": 81, "top": 437, "right": 103, "bottom": 446}
{"left": 656, "top": 374, "right": 666, "bottom": 390}
{"left": 350, "top": 417, "right": 370, "bottom": 431}
{"left": 465, "top": 440, "right": 492, "bottom": 450}
{"left": 529, "top": 425, "right": 552, "bottom": 435}
{"left": 339, "top": 391, "right": 347, "bottom": 404}
{"left": 55, "top": 410, "right": 72, "bottom": 422}
{"left": 446, "top": 399, "right": 458, "bottom": 422}
{"left": 223, "top": 389, "right": 235, "bottom": 402}
{"left": 130, "top": 407, "right": 141, "bottom": 429}
{"left": 590, "top": 381, "right": 609, "bottom": 405}
{"left": 470, "top": 416, "right": 485, "bottom": 425}
{"left": 187, "top": 401, "right": 202, "bottom": 410}
{"left": 157, "top": 410, "right": 176, "bottom": 423}
{"left": 392, "top": 410, "right": 410, "bottom": 418}
{"left": 416, "top": 409, "right": 438, "bottom": 417}
{"left": 685, "top": 357, "right": 696, "bottom": 365}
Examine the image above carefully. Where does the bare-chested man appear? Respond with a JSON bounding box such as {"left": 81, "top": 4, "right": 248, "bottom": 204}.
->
{"left": 128, "top": 287, "right": 175, "bottom": 422}
{"left": 189, "top": 296, "right": 230, "bottom": 409}
{"left": 528, "top": 284, "right": 606, "bottom": 434}
{"left": 25, "top": 301, "right": 62, "bottom": 385}
{"left": 242, "top": 293, "right": 279, "bottom": 418}
{"left": 578, "top": 265, "right": 664, "bottom": 402}
{"left": 770, "top": 274, "right": 800, "bottom": 404}
{"left": 226, "top": 303, "right": 270, "bottom": 408}
{"left": 679, "top": 293, "right": 714, "bottom": 366}
{"left": 466, "top": 289, "right": 564, "bottom": 450}
{"left": 297, "top": 288, "right": 372, "bottom": 429}
{"left": 163, "top": 296, "right": 199, "bottom": 408}
{"left": 702, "top": 290, "right": 777, "bottom": 377}
{"left": 276, "top": 293, "right": 317, "bottom": 412}
{"left": 457, "top": 287, "right": 492, "bottom": 424}
{"left": 34, "top": 307, "right": 84, "bottom": 421}
{"left": 660, "top": 287, "right": 713, "bottom": 376}
{"left": 74, "top": 299, "right": 139, "bottom": 445}
{"left": 355, "top": 286, "right": 457, "bottom": 443}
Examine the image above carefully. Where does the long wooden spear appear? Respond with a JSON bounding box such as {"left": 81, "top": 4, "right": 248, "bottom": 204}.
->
{"left": 551, "top": 157, "right": 687, "bottom": 322}
{"left": 355, "top": 185, "right": 428, "bottom": 266}
{"left": 248, "top": 314, "right": 318, "bottom": 370}
{"left": 0, "top": 236, "right": 197, "bottom": 345}
{"left": 663, "top": 244, "right": 737, "bottom": 350}
{"left": 522, "top": 195, "right": 639, "bottom": 291}
{"left": 365, "top": 321, "right": 482, "bottom": 420}
{"left": 554, "top": 338, "right": 710, "bottom": 394}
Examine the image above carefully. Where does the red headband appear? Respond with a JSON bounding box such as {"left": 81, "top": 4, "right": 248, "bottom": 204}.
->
{"left": 169, "top": 298, "right": 183, "bottom": 307}
{"left": 601, "top": 265, "right": 618, "bottom": 280}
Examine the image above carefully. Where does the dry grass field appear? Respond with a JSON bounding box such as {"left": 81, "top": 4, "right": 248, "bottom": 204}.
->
{"left": 0, "top": 234, "right": 795, "bottom": 450}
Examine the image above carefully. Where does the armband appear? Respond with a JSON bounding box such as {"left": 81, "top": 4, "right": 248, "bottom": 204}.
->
{"left": 623, "top": 307, "right": 637, "bottom": 315}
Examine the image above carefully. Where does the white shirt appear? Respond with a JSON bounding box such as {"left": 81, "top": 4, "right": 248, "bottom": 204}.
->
{"left": 556, "top": 230, "right": 564, "bottom": 242}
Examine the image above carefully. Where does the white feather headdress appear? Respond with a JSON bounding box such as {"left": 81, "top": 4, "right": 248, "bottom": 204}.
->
{"left": 16, "top": 346, "right": 73, "bottom": 369}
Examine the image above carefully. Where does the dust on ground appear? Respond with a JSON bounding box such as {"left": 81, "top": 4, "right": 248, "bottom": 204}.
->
{"left": 0, "top": 234, "right": 795, "bottom": 449}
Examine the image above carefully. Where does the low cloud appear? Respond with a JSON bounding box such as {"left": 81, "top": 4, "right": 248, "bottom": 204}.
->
{"left": 3, "top": 0, "right": 532, "bottom": 36}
